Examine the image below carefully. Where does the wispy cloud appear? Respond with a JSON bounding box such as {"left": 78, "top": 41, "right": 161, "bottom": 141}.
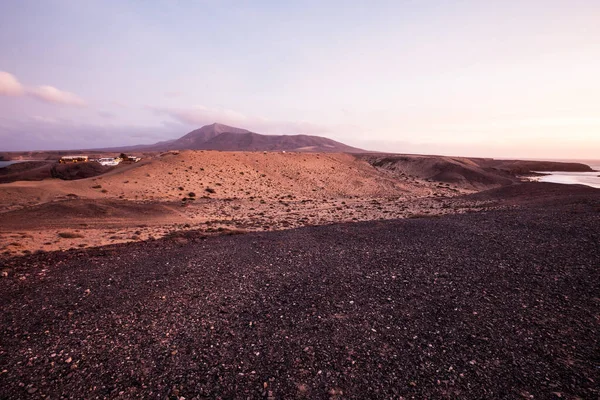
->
{"left": 28, "top": 85, "right": 86, "bottom": 106}
{"left": 148, "top": 105, "right": 330, "bottom": 135}
{"left": 0, "top": 71, "right": 24, "bottom": 96}
{"left": 0, "top": 71, "right": 86, "bottom": 106}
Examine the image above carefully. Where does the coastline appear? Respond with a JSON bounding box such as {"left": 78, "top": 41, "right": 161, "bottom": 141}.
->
{"left": 533, "top": 163, "right": 600, "bottom": 189}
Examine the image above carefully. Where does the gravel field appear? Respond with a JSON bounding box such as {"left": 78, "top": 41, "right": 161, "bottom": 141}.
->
{"left": 1, "top": 184, "right": 599, "bottom": 399}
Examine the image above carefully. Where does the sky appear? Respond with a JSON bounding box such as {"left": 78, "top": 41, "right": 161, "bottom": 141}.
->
{"left": 0, "top": 0, "right": 599, "bottom": 159}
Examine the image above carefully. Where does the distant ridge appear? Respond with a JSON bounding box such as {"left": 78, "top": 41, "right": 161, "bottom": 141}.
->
{"left": 103, "top": 123, "right": 365, "bottom": 153}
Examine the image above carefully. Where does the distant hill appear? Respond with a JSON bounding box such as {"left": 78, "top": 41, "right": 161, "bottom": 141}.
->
{"left": 359, "top": 154, "right": 595, "bottom": 190}
{"left": 105, "top": 123, "right": 365, "bottom": 153}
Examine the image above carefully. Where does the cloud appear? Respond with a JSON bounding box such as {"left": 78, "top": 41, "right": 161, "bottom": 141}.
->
{"left": 27, "top": 85, "right": 87, "bottom": 106}
{"left": 0, "top": 71, "right": 24, "bottom": 96}
{"left": 0, "top": 116, "right": 180, "bottom": 151}
{"left": 148, "top": 105, "right": 331, "bottom": 135}
{"left": 0, "top": 70, "right": 86, "bottom": 106}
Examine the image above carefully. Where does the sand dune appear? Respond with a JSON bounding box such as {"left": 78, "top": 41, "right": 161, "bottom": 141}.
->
{"left": 1, "top": 151, "right": 482, "bottom": 256}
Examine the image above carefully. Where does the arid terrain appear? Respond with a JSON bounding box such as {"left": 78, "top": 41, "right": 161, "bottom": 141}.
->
{"left": 1, "top": 182, "right": 598, "bottom": 399}
{"left": 3, "top": 147, "right": 595, "bottom": 258}
{"left": 0, "top": 151, "right": 503, "bottom": 257}
{"left": 1, "top": 147, "right": 599, "bottom": 399}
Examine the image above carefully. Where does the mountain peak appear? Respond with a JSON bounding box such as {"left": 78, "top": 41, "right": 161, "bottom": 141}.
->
{"left": 113, "top": 123, "right": 365, "bottom": 153}
{"left": 207, "top": 122, "right": 250, "bottom": 135}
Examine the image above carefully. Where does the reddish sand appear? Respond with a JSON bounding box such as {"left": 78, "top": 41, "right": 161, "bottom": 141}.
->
{"left": 0, "top": 151, "right": 495, "bottom": 257}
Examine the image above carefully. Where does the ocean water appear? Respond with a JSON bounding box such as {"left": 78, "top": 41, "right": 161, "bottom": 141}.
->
{"left": 535, "top": 160, "right": 600, "bottom": 189}
{"left": 0, "top": 160, "right": 41, "bottom": 168}
{"left": 0, "top": 160, "right": 24, "bottom": 168}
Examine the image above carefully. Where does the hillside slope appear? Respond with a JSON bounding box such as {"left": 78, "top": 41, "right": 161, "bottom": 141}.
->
{"left": 0, "top": 151, "right": 410, "bottom": 211}
{"left": 102, "top": 123, "right": 365, "bottom": 153}
{"left": 361, "top": 154, "right": 516, "bottom": 190}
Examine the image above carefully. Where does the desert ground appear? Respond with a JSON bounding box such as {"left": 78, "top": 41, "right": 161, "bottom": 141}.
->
{"left": 0, "top": 151, "right": 510, "bottom": 257}
{"left": 1, "top": 151, "right": 599, "bottom": 399}
{"left": 0, "top": 182, "right": 598, "bottom": 399}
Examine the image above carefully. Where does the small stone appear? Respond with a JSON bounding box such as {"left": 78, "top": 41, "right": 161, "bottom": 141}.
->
{"left": 65, "top": 357, "right": 72, "bottom": 363}
{"left": 27, "top": 387, "right": 38, "bottom": 394}
{"left": 297, "top": 383, "right": 308, "bottom": 393}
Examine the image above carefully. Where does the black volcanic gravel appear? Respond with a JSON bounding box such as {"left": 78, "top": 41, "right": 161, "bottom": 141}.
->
{"left": 1, "top": 189, "right": 599, "bottom": 399}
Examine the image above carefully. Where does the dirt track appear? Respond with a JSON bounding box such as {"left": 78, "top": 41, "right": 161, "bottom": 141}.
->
{"left": 1, "top": 183, "right": 599, "bottom": 399}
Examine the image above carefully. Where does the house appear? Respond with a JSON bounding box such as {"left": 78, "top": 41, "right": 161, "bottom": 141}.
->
{"left": 59, "top": 155, "right": 88, "bottom": 163}
{"left": 97, "top": 157, "right": 120, "bottom": 166}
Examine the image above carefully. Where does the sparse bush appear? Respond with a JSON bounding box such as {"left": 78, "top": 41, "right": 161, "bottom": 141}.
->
{"left": 188, "top": 192, "right": 196, "bottom": 197}
{"left": 205, "top": 187, "right": 216, "bottom": 194}
{"left": 92, "top": 185, "right": 102, "bottom": 189}
{"left": 58, "top": 232, "right": 85, "bottom": 239}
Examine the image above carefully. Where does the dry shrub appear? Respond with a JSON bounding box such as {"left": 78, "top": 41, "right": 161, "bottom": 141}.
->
{"left": 58, "top": 232, "right": 85, "bottom": 239}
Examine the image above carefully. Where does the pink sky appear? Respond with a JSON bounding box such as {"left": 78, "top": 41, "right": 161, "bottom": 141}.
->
{"left": 1, "top": 1, "right": 599, "bottom": 159}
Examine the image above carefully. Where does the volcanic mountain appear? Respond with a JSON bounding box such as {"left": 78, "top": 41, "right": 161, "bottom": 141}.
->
{"left": 114, "top": 123, "right": 365, "bottom": 153}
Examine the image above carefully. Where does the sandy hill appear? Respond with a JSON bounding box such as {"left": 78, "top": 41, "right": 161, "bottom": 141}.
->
{"left": 1, "top": 151, "right": 476, "bottom": 256}
{"left": 107, "top": 123, "right": 365, "bottom": 153}
{"left": 84, "top": 151, "right": 406, "bottom": 201}
{"left": 360, "top": 154, "right": 516, "bottom": 190}
{"left": 0, "top": 151, "right": 410, "bottom": 211}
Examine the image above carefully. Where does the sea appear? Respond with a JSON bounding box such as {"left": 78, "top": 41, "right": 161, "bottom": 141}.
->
{"left": 0, "top": 160, "right": 34, "bottom": 168}
{"left": 534, "top": 159, "right": 600, "bottom": 189}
